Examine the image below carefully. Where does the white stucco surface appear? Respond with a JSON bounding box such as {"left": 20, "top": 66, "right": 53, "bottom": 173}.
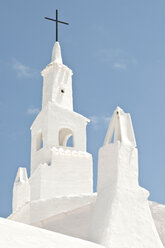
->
{"left": 42, "top": 42, "right": 73, "bottom": 110}
{"left": 9, "top": 194, "right": 96, "bottom": 225}
{"left": 35, "top": 201, "right": 96, "bottom": 240}
{"left": 150, "top": 201, "right": 165, "bottom": 246}
{"left": 88, "top": 108, "right": 164, "bottom": 248}
{"left": 13, "top": 167, "right": 30, "bottom": 212}
{"left": 0, "top": 217, "right": 104, "bottom": 248}
{"left": 51, "top": 41, "right": 63, "bottom": 64}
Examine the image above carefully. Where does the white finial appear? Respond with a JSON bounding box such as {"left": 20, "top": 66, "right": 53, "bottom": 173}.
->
{"left": 51, "top": 42, "right": 63, "bottom": 64}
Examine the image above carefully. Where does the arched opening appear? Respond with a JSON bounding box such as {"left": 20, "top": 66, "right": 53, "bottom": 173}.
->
{"left": 59, "top": 128, "right": 74, "bottom": 147}
{"left": 36, "top": 131, "right": 43, "bottom": 151}
{"left": 110, "top": 129, "right": 115, "bottom": 144}
{"left": 66, "top": 135, "right": 73, "bottom": 147}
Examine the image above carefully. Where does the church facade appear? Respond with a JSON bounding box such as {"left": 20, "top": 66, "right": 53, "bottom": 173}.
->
{"left": 8, "top": 41, "right": 165, "bottom": 248}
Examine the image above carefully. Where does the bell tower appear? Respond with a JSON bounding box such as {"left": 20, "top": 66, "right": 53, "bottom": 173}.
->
{"left": 29, "top": 42, "right": 93, "bottom": 201}
{"left": 41, "top": 42, "right": 73, "bottom": 110}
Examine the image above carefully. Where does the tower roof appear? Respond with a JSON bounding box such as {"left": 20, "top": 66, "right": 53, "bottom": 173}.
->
{"left": 51, "top": 42, "right": 63, "bottom": 64}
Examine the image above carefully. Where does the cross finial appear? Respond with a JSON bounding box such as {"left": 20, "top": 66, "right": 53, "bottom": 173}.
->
{"left": 45, "top": 9, "right": 69, "bottom": 42}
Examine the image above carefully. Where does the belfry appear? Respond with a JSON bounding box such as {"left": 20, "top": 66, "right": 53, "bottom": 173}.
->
{"left": 30, "top": 41, "right": 93, "bottom": 200}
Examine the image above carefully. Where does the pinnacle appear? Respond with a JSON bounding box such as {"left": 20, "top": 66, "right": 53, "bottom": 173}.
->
{"left": 51, "top": 42, "right": 63, "bottom": 64}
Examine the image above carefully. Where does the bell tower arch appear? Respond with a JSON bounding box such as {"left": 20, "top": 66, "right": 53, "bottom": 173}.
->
{"left": 59, "top": 128, "right": 74, "bottom": 147}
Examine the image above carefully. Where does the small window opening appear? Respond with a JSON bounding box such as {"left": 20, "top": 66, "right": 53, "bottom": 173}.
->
{"left": 36, "top": 132, "right": 43, "bottom": 151}
{"left": 16, "top": 177, "right": 20, "bottom": 183}
{"left": 110, "top": 129, "right": 115, "bottom": 144}
{"left": 40, "top": 139, "right": 43, "bottom": 149}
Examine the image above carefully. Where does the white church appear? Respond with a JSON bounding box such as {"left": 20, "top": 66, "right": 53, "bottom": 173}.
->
{"left": 0, "top": 34, "right": 165, "bottom": 247}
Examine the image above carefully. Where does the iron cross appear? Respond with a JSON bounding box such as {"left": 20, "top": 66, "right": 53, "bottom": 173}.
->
{"left": 45, "top": 9, "right": 69, "bottom": 42}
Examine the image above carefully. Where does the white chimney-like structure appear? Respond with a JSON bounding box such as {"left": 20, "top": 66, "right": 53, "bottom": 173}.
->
{"left": 88, "top": 107, "right": 164, "bottom": 248}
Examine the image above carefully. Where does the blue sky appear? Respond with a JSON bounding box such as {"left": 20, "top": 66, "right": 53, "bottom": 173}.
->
{"left": 1, "top": 0, "right": 165, "bottom": 217}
